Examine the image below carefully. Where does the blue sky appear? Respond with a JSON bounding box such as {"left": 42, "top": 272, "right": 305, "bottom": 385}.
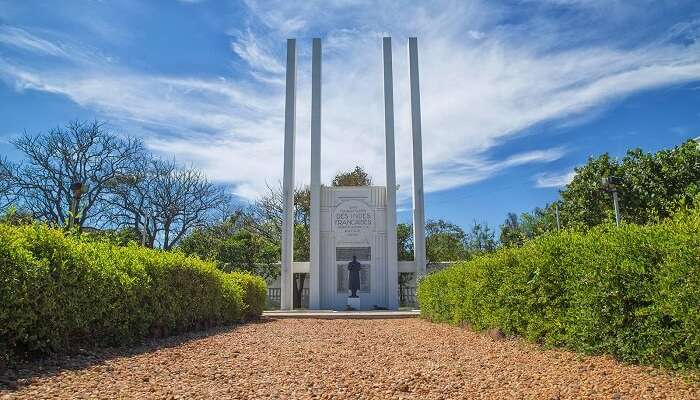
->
{"left": 1, "top": 0, "right": 699, "bottom": 230}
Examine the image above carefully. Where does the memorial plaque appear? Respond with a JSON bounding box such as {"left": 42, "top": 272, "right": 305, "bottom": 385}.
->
{"left": 336, "top": 247, "right": 371, "bottom": 261}
{"left": 333, "top": 200, "right": 374, "bottom": 242}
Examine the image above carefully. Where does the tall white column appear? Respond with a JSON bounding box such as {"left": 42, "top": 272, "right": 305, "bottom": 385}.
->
{"left": 408, "top": 37, "right": 426, "bottom": 279}
{"left": 382, "top": 37, "right": 399, "bottom": 310}
{"left": 281, "top": 38, "right": 297, "bottom": 310}
{"left": 309, "top": 38, "right": 322, "bottom": 310}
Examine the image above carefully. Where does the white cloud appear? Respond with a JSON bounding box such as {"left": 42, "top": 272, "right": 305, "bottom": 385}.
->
{"left": 1, "top": 1, "right": 700, "bottom": 204}
{"left": 230, "top": 30, "right": 285, "bottom": 75}
{"left": 0, "top": 26, "right": 67, "bottom": 57}
{"left": 468, "top": 30, "right": 485, "bottom": 40}
{"left": 534, "top": 170, "right": 576, "bottom": 188}
{"left": 426, "top": 147, "right": 567, "bottom": 195}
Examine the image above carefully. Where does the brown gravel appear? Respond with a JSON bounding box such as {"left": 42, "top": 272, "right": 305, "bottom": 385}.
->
{"left": 1, "top": 318, "right": 699, "bottom": 399}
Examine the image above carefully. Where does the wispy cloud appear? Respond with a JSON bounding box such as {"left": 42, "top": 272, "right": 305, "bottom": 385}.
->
{"left": 534, "top": 170, "right": 576, "bottom": 188}
{"left": 1, "top": 1, "right": 699, "bottom": 203}
{"left": 230, "top": 29, "right": 285, "bottom": 75}
{"left": 426, "top": 147, "right": 567, "bottom": 195}
{"left": 0, "top": 26, "right": 67, "bottom": 57}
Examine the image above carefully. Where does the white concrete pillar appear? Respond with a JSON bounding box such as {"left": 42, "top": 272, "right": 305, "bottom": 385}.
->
{"left": 382, "top": 37, "right": 399, "bottom": 310}
{"left": 309, "top": 38, "right": 322, "bottom": 310}
{"left": 408, "top": 37, "right": 426, "bottom": 279}
{"left": 281, "top": 38, "right": 296, "bottom": 310}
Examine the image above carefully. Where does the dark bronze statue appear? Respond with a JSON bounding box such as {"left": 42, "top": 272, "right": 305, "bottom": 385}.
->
{"left": 347, "top": 256, "right": 361, "bottom": 298}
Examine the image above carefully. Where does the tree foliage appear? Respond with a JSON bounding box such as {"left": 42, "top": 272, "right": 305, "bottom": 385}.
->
{"left": 500, "top": 139, "right": 700, "bottom": 244}
{"left": 499, "top": 212, "right": 525, "bottom": 248}
{"left": 397, "top": 219, "right": 478, "bottom": 262}
{"left": 465, "top": 220, "right": 496, "bottom": 254}
{"left": 244, "top": 184, "right": 311, "bottom": 262}
{"left": 426, "top": 219, "right": 469, "bottom": 262}
{"left": 397, "top": 223, "right": 414, "bottom": 261}
{"left": 331, "top": 165, "right": 373, "bottom": 187}
{"left": 179, "top": 214, "right": 279, "bottom": 280}
{"left": 560, "top": 139, "right": 700, "bottom": 227}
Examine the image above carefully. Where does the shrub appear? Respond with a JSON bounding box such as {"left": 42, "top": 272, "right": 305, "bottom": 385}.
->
{"left": 0, "top": 223, "right": 266, "bottom": 362}
{"left": 417, "top": 206, "right": 700, "bottom": 370}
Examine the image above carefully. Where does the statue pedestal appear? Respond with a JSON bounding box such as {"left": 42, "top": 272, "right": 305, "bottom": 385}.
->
{"left": 346, "top": 296, "right": 361, "bottom": 311}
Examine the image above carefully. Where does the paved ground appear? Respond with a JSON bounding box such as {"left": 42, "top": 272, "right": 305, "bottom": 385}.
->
{"left": 1, "top": 318, "right": 699, "bottom": 399}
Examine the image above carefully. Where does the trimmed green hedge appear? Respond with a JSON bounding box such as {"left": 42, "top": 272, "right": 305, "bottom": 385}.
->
{"left": 0, "top": 223, "right": 266, "bottom": 361}
{"left": 418, "top": 206, "right": 700, "bottom": 370}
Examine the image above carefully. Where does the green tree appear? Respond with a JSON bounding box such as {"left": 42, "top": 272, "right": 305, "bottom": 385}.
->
{"left": 82, "top": 226, "right": 141, "bottom": 247}
{"left": 0, "top": 205, "right": 33, "bottom": 226}
{"left": 217, "top": 230, "right": 279, "bottom": 278}
{"left": 397, "top": 220, "right": 470, "bottom": 262}
{"left": 332, "top": 166, "right": 373, "bottom": 187}
{"left": 425, "top": 219, "right": 469, "bottom": 262}
{"left": 499, "top": 212, "right": 525, "bottom": 247}
{"left": 505, "top": 138, "right": 700, "bottom": 246}
{"left": 559, "top": 153, "right": 619, "bottom": 228}
{"left": 397, "top": 223, "right": 414, "bottom": 261}
{"left": 559, "top": 140, "right": 700, "bottom": 228}
{"left": 179, "top": 214, "right": 279, "bottom": 279}
{"left": 520, "top": 204, "right": 558, "bottom": 239}
{"left": 466, "top": 220, "right": 496, "bottom": 254}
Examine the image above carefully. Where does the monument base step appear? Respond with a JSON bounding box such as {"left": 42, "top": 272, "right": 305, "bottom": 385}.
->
{"left": 263, "top": 310, "right": 420, "bottom": 319}
{"left": 346, "top": 297, "right": 361, "bottom": 311}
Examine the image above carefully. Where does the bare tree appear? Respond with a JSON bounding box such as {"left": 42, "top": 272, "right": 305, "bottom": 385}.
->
{"left": 106, "top": 158, "right": 228, "bottom": 250}
{"left": 0, "top": 120, "right": 143, "bottom": 227}
{"left": 103, "top": 155, "right": 156, "bottom": 245}
{"left": 244, "top": 183, "right": 310, "bottom": 245}
{"left": 0, "top": 158, "right": 14, "bottom": 210}
{"left": 245, "top": 182, "right": 285, "bottom": 244}
{"left": 151, "top": 160, "right": 229, "bottom": 249}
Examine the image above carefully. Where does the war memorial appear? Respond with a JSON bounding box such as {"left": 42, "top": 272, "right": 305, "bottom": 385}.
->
{"left": 278, "top": 37, "right": 427, "bottom": 310}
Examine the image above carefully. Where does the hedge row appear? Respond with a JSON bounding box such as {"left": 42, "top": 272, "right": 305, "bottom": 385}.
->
{"left": 0, "top": 223, "right": 266, "bottom": 362}
{"left": 418, "top": 206, "right": 700, "bottom": 370}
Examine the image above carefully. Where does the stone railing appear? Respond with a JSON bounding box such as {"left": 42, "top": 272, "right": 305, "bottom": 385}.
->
{"left": 264, "top": 261, "right": 457, "bottom": 309}
{"left": 267, "top": 287, "right": 309, "bottom": 309}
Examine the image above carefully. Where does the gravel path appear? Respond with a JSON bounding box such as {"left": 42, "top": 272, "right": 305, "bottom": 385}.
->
{"left": 2, "top": 318, "right": 699, "bottom": 399}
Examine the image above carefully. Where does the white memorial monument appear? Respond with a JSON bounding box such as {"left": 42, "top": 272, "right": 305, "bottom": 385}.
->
{"left": 280, "top": 37, "right": 426, "bottom": 310}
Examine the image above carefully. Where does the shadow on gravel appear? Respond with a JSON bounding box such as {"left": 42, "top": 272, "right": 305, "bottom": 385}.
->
{"left": 0, "top": 319, "right": 274, "bottom": 392}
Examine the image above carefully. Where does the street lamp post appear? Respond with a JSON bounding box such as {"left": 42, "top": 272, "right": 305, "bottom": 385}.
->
{"left": 601, "top": 176, "right": 622, "bottom": 227}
